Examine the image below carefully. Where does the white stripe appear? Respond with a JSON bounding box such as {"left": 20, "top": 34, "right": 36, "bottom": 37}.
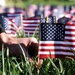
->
{"left": 39, "top": 41, "right": 75, "bottom": 45}
{"left": 23, "top": 20, "right": 40, "bottom": 22}
{"left": 5, "top": 30, "right": 11, "bottom": 33}
{"left": 23, "top": 27, "right": 39, "bottom": 30}
{"left": 23, "top": 24, "right": 39, "bottom": 26}
{"left": 39, "top": 46, "right": 75, "bottom": 50}
{"left": 8, "top": 14, "right": 20, "bottom": 16}
{"left": 38, "top": 51, "right": 74, "bottom": 56}
{"left": 66, "top": 26, "right": 75, "bottom": 29}
{"left": 65, "top": 36, "right": 75, "bottom": 40}
{"left": 65, "top": 31, "right": 75, "bottom": 34}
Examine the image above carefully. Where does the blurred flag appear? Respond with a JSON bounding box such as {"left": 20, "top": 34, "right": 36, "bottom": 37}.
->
{"left": 22, "top": 17, "right": 40, "bottom": 37}
{"left": 6, "top": 12, "right": 22, "bottom": 26}
{"left": 2, "top": 17, "right": 20, "bottom": 37}
{"left": 7, "top": 12, "right": 21, "bottom": 19}
{"left": 38, "top": 18, "right": 75, "bottom": 59}
{"left": 0, "top": 13, "right": 7, "bottom": 27}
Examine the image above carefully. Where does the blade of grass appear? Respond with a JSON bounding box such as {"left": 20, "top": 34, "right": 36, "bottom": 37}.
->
{"left": 7, "top": 48, "right": 11, "bottom": 75}
{"left": 18, "top": 44, "right": 33, "bottom": 75}
{"left": 2, "top": 44, "right": 5, "bottom": 75}
{"left": 14, "top": 59, "right": 23, "bottom": 73}
{"left": 58, "top": 59, "right": 64, "bottom": 74}
{"left": 48, "top": 58, "right": 60, "bottom": 75}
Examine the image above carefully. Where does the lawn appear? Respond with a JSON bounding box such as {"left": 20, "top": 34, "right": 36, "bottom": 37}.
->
{"left": 0, "top": 32, "right": 75, "bottom": 75}
{"left": 6, "top": 0, "right": 75, "bottom": 8}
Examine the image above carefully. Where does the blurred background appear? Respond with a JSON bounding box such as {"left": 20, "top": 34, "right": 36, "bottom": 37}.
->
{"left": 0, "top": 0, "right": 75, "bottom": 19}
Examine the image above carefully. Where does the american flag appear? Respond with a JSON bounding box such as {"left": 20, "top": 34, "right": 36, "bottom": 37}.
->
{"left": 2, "top": 12, "right": 22, "bottom": 36}
{"left": 2, "top": 17, "right": 20, "bottom": 37}
{"left": 38, "top": 19, "right": 75, "bottom": 59}
{"left": 6, "top": 12, "right": 22, "bottom": 26}
{"left": 22, "top": 17, "right": 40, "bottom": 37}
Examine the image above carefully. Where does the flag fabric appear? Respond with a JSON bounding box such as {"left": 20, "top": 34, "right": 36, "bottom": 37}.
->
{"left": 2, "top": 12, "right": 22, "bottom": 36}
{"left": 22, "top": 17, "right": 40, "bottom": 37}
{"left": 38, "top": 19, "right": 75, "bottom": 59}
{"left": 6, "top": 12, "right": 22, "bottom": 26}
{"left": 2, "top": 17, "right": 19, "bottom": 37}
{"left": 0, "top": 13, "right": 7, "bottom": 28}
{"left": 7, "top": 12, "right": 21, "bottom": 19}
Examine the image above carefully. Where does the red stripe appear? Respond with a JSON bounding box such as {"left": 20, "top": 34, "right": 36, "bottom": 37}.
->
{"left": 23, "top": 22, "right": 40, "bottom": 24}
{"left": 23, "top": 17, "right": 40, "bottom": 20}
{"left": 66, "top": 29, "right": 75, "bottom": 32}
{"left": 23, "top": 26, "right": 38, "bottom": 28}
{"left": 66, "top": 23, "right": 75, "bottom": 26}
{"left": 38, "top": 54, "right": 75, "bottom": 59}
{"left": 39, "top": 43, "right": 75, "bottom": 47}
{"left": 39, "top": 49, "right": 75, "bottom": 53}
{"left": 10, "top": 28, "right": 16, "bottom": 31}
{"left": 65, "top": 34, "right": 75, "bottom": 37}
{"left": 7, "top": 12, "right": 22, "bottom": 14}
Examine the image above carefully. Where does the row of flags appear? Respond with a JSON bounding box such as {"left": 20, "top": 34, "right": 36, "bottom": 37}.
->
{"left": 0, "top": 12, "right": 75, "bottom": 59}
{"left": 0, "top": 12, "right": 40, "bottom": 37}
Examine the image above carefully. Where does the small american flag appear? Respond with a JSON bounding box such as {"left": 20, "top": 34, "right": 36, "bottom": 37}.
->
{"left": 22, "top": 17, "right": 40, "bottom": 37}
{"left": 38, "top": 18, "right": 75, "bottom": 59}
{"left": 2, "top": 17, "right": 20, "bottom": 36}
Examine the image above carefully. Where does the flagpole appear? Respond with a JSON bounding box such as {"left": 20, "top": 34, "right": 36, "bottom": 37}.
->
{"left": 46, "top": 16, "right": 48, "bottom": 23}
{"left": 20, "top": 14, "right": 23, "bottom": 29}
{"left": 37, "top": 14, "right": 45, "bottom": 74}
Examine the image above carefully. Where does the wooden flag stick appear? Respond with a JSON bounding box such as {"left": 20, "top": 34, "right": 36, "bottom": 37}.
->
{"left": 37, "top": 14, "right": 44, "bottom": 74}
{"left": 46, "top": 16, "right": 48, "bottom": 23}
{"left": 41, "top": 14, "right": 43, "bottom": 18}
{"left": 20, "top": 14, "right": 23, "bottom": 26}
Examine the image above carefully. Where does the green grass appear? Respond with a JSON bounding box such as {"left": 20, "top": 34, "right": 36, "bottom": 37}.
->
{"left": 6, "top": 0, "right": 75, "bottom": 8}
{"left": 0, "top": 31, "right": 75, "bottom": 75}
{"left": 1, "top": 48, "right": 75, "bottom": 75}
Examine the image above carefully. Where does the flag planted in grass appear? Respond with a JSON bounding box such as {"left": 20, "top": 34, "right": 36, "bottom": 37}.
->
{"left": 38, "top": 17, "right": 75, "bottom": 59}
{"left": 23, "top": 17, "right": 40, "bottom": 37}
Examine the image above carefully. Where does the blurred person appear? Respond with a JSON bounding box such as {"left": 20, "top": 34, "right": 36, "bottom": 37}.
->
{"left": 26, "top": 4, "right": 37, "bottom": 18}
{"left": 22, "top": 8, "right": 28, "bottom": 18}
{"left": 64, "top": 5, "right": 72, "bottom": 13}
{"left": 8, "top": 7, "right": 15, "bottom": 13}
{"left": 0, "top": 5, "right": 5, "bottom": 13}
{"left": 35, "top": 4, "right": 44, "bottom": 18}
{"left": 44, "top": 5, "right": 52, "bottom": 17}
{"left": 70, "top": 6, "right": 75, "bottom": 15}
{"left": 57, "top": 5, "right": 64, "bottom": 19}
{"left": 0, "top": 0, "right": 6, "bottom": 7}
{"left": 27, "top": 9, "right": 35, "bottom": 18}
{"left": 52, "top": 6, "right": 59, "bottom": 19}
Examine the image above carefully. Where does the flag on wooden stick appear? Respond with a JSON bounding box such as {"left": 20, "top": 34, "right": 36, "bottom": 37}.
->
{"left": 38, "top": 16, "right": 75, "bottom": 59}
